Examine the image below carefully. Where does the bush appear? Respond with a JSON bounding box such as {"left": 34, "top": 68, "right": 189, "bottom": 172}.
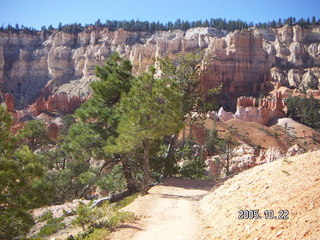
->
{"left": 72, "top": 204, "right": 137, "bottom": 240}
{"left": 175, "top": 138, "right": 207, "bottom": 179}
{"left": 104, "top": 211, "right": 136, "bottom": 230}
{"left": 179, "top": 159, "right": 207, "bottom": 179}
{"left": 38, "top": 219, "right": 65, "bottom": 237}
{"left": 37, "top": 210, "right": 53, "bottom": 222}
{"left": 286, "top": 95, "right": 320, "bottom": 130}
{"left": 72, "top": 202, "right": 100, "bottom": 231}
{"left": 77, "top": 228, "right": 110, "bottom": 240}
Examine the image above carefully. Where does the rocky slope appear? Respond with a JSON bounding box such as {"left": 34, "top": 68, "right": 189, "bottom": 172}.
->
{"left": 182, "top": 113, "right": 320, "bottom": 178}
{"left": 200, "top": 150, "right": 320, "bottom": 240}
{"left": 101, "top": 151, "right": 320, "bottom": 240}
{"left": 1, "top": 25, "right": 320, "bottom": 109}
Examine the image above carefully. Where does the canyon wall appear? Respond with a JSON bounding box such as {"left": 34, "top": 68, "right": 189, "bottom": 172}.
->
{"left": 0, "top": 25, "right": 320, "bottom": 110}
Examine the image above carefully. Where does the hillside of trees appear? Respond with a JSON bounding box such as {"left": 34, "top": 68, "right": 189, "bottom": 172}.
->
{"left": 1, "top": 16, "right": 319, "bottom": 35}
{"left": 286, "top": 95, "right": 320, "bottom": 130}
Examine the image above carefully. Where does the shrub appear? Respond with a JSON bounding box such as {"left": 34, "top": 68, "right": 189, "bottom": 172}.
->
{"left": 78, "top": 228, "right": 110, "bottom": 240}
{"left": 104, "top": 211, "right": 136, "bottom": 230}
{"left": 38, "top": 220, "right": 65, "bottom": 237}
{"left": 37, "top": 210, "right": 53, "bottom": 222}
{"left": 72, "top": 202, "right": 100, "bottom": 231}
{"left": 179, "top": 159, "right": 207, "bottom": 179}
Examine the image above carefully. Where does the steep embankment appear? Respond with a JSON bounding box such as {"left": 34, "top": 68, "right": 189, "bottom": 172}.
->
{"left": 1, "top": 25, "right": 320, "bottom": 109}
{"left": 201, "top": 150, "right": 320, "bottom": 240}
{"left": 108, "top": 151, "right": 320, "bottom": 240}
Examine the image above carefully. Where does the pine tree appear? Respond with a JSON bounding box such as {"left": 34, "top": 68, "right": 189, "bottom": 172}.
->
{"left": 0, "top": 105, "right": 53, "bottom": 239}
{"left": 72, "top": 52, "right": 138, "bottom": 194}
{"left": 110, "top": 69, "right": 183, "bottom": 194}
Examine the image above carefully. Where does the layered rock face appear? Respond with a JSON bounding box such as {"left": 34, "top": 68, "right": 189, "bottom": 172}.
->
{"left": 269, "top": 25, "right": 320, "bottom": 90}
{"left": 0, "top": 25, "right": 320, "bottom": 110}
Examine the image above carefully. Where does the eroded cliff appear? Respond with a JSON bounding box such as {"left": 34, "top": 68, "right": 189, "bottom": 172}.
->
{"left": 0, "top": 25, "right": 320, "bottom": 109}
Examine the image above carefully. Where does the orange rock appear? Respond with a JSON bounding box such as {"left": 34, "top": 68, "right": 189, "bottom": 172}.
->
{"left": 29, "top": 93, "right": 87, "bottom": 115}
{"left": 234, "top": 91, "right": 287, "bottom": 125}
{"left": 47, "top": 122, "right": 59, "bottom": 139}
{"left": 4, "top": 93, "right": 14, "bottom": 111}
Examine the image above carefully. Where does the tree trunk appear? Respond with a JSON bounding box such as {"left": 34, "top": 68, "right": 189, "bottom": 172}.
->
{"left": 165, "top": 134, "right": 178, "bottom": 159}
{"left": 121, "top": 156, "right": 139, "bottom": 194}
{"left": 142, "top": 140, "right": 150, "bottom": 195}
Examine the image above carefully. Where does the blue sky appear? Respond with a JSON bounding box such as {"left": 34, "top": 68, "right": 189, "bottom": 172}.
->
{"left": 1, "top": 0, "right": 319, "bottom": 29}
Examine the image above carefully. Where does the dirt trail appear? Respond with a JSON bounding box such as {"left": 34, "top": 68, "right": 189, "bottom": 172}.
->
{"left": 107, "top": 178, "right": 214, "bottom": 240}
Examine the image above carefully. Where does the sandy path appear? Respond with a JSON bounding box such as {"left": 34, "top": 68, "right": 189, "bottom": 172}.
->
{"left": 107, "top": 178, "right": 214, "bottom": 240}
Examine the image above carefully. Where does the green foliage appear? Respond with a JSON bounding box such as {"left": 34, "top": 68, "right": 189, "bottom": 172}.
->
{"left": 63, "top": 122, "right": 107, "bottom": 161}
{"left": 205, "top": 128, "right": 221, "bottom": 154}
{"left": 0, "top": 147, "right": 54, "bottom": 238}
{"left": 150, "top": 142, "right": 179, "bottom": 180}
{"left": 72, "top": 202, "right": 100, "bottom": 231}
{"left": 0, "top": 107, "right": 54, "bottom": 239}
{"left": 206, "top": 127, "right": 239, "bottom": 176}
{"left": 33, "top": 53, "right": 141, "bottom": 204}
{"left": 71, "top": 199, "right": 137, "bottom": 240}
{"left": 96, "top": 165, "right": 126, "bottom": 193}
{"left": 72, "top": 211, "right": 136, "bottom": 240}
{"left": 18, "top": 120, "right": 51, "bottom": 150}
{"left": 76, "top": 228, "right": 110, "bottom": 240}
{"left": 37, "top": 210, "right": 53, "bottom": 222}
{"left": 113, "top": 71, "right": 183, "bottom": 153}
{"left": 110, "top": 69, "right": 183, "bottom": 193}
{"left": 60, "top": 114, "right": 76, "bottom": 136}
{"left": 2, "top": 16, "right": 319, "bottom": 34}
{"left": 179, "top": 159, "right": 207, "bottom": 179}
{"left": 114, "top": 193, "right": 139, "bottom": 210}
{"left": 43, "top": 152, "right": 99, "bottom": 203}
{"left": 0, "top": 106, "right": 54, "bottom": 239}
{"left": 70, "top": 52, "right": 139, "bottom": 194}
{"left": 104, "top": 211, "right": 136, "bottom": 230}
{"left": 38, "top": 216, "right": 65, "bottom": 237}
{"left": 158, "top": 51, "right": 219, "bottom": 117}
{"left": 286, "top": 95, "right": 320, "bottom": 130}
{"left": 176, "top": 139, "right": 207, "bottom": 179}
{"left": 0, "top": 105, "right": 15, "bottom": 155}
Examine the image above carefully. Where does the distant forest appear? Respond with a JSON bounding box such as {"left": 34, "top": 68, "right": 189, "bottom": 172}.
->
{"left": 1, "top": 16, "right": 319, "bottom": 35}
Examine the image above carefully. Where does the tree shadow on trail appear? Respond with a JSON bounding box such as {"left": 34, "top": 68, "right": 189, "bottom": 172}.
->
{"left": 159, "top": 177, "right": 215, "bottom": 190}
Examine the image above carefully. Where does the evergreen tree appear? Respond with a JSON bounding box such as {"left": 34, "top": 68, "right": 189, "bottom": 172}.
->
{"left": 0, "top": 105, "right": 53, "bottom": 239}
{"left": 18, "top": 120, "right": 51, "bottom": 151}
{"left": 71, "top": 52, "right": 138, "bottom": 194}
{"left": 58, "top": 22, "right": 62, "bottom": 31}
{"left": 48, "top": 24, "right": 54, "bottom": 31}
{"left": 110, "top": 69, "right": 183, "bottom": 194}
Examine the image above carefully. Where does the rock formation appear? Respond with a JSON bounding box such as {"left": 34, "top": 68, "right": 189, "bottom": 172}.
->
{"left": 234, "top": 91, "right": 287, "bottom": 125}
{"left": 217, "top": 107, "right": 234, "bottom": 121}
{"left": 2, "top": 91, "right": 84, "bottom": 139}
{"left": 29, "top": 92, "right": 87, "bottom": 114}
{"left": 4, "top": 93, "right": 14, "bottom": 111}
{"left": 211, "top": 91, "right": 287, "bottom": 125}
{"left": 1, "top": 25, "right": 320, "bottom": 110}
